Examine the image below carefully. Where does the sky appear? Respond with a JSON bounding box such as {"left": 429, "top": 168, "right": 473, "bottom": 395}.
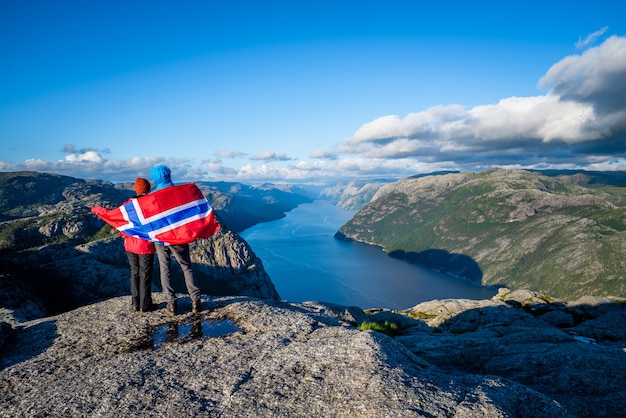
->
{"left": 1, "top": 1, "right": 626, "bottom": 184}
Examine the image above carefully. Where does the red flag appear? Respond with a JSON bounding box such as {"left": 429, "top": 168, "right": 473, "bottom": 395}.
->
{"left": 96, "top": 183, "right": 220, "bottom": 245}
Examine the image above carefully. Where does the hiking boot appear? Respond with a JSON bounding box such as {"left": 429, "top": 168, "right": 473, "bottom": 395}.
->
{"left": 140, "top": 303, "right": 154, "bottom": 313}
{"left": 192, "top": 299, "right": 202, "bottom": 314}
{"left": 166, "top": 300, "right": 177, "bottom": 315}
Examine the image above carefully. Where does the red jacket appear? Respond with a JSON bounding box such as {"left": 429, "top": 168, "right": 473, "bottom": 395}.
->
{"left": 122, "top": 233, "right": 155, "bottom": 254}
{"left": 119, "top": 197, "right": 155, "bottom": 255}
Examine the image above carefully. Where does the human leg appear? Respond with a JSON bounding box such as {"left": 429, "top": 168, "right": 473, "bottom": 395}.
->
{"left": 138, "top": 253, "right": 154, "bottom": 311}
{"left": 170, "top": 244, "right": 202, "bottom": 313}
{"left": 155, "top": 246, "right": 177, "bottom": 314}
{"left": 126, "top": 251, "right": 140, "bottom": 311}
{"left": 170, "top": 244, "right": 201, "bottom": 301}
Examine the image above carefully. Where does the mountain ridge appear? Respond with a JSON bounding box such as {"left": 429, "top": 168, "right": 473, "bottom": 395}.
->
{"left": 337, "top": 168, "right": 626, "bottom": 300}
{"left": 1, "top": 170, "right": 626, "bottom": 416}
{"left": 0, "top": 171, "right": 311, "bottom": 316}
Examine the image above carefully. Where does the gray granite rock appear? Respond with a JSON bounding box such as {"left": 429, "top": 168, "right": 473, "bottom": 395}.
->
{"left": 397, "top": 288, "right": 626, "bottom": 417}
{"left": 0, "top": 294, "right": 567, "bottom": 417}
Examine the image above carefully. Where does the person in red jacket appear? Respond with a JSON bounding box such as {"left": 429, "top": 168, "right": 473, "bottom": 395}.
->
{"left": 92, "top": 178, "right": 156, "bottom": 312}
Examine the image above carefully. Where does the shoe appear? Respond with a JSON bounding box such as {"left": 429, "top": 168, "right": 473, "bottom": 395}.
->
{"left": 192, "top": 299, "right": 202, "bottom": 314}
{"left": 166, "top": 301, "right": 177, "bottom": 315}
{"left": 140, "top": 303, "right": 154, "bottom": 313}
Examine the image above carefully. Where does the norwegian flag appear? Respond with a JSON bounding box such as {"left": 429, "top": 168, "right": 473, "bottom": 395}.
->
{"left": 96, "top": 183, "right": 221, "bottom": 245}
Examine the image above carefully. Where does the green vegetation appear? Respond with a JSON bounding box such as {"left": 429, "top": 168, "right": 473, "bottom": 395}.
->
{"left": 0, "top": 215, "right": 67, "bottom": 250}
{"left": 406, "top": 311, "right": 438, "bottom": 320}
{"left": 339, "top": 169, "right": 626, "bottom": 300}
{"left": 357, "top": 320, "right": 400, "bottom": 337}
{"left": 89, "top": 224, "right": 117, "bottom": 241}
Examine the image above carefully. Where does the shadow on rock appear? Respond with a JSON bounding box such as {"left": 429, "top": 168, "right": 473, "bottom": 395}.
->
{"left": 0, "top": 319, "right": 59, "bottom": 370}
{"left": 388, "top": 248, "right": 483, "bottom": 285}
{"left": 396, "top": 293, "right": 626, "bottom": 418}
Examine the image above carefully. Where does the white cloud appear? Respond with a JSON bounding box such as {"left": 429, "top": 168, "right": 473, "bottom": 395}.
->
{"left": 3, "top": 35, "right": 626, "bottom": 183}
{"left": 575, "top": 26, "right": 608, "bottom": 49}
{"left": 310, "top": 150, "right": 337, "bottom": 160}
{"left": 334, "top": 35, "right": 626, "bottom": 171}
{"left": 250, "top": 151, "right": 291, "bottom": 162}
{"left": 215, "top": 150, "right": 247, "bottom": 159}
{"left": 64, "top": 151, "right": 105, "bottom": 163}
{"left": 539, "top": 35, "right": 626, "bottom": 114}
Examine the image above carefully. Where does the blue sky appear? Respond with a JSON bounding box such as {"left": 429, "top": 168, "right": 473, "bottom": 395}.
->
{"left": 1, "top": 1, "right": 626, "bottom": 183}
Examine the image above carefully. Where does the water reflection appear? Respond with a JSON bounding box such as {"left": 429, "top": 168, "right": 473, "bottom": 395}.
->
{"left": 152, "top": 317, "right": 240, "bottom": 347}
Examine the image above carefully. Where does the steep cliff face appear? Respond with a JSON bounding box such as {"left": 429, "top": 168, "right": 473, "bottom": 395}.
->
{"left": 0, "top": 293, "right": 578, "bottom": 417}
{"left": 319, "top": 173, "right": 459, "bottom": 211}
{"left": 319, "top": 180, "right": 389, "bottom": 211}
{"left": 190, "top": 230, "right": 279, "bottom": 300}
{"left": 4, "top": 227, "right": 279, "bottom": 316}
{"left": 0, "top": 171, "right": 286, "bottom": 316}
{"left": 1, "top": 290, "right": 624, "bottom": 417}
{"left": 337, "top": 169, "right": 626, "bottom": 300}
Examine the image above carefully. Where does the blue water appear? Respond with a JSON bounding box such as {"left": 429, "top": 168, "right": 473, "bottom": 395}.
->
{"left": 240, "top": 200, "right": 496, "bottom": 310}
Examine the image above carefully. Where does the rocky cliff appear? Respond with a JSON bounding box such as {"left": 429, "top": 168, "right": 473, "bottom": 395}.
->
{"left": 2, "top": 170, "right": 625, "bottom": 416}
{"left": 337, "top": 168, "right": 626, "bottom": 300}
{"left": 0, "top": 171, "right": 288, "bottom": 315}
{"left": 4, "top": 228, "right": 279, "bottom": 316}
{"left": 196, "top": 181, "right": 314, "bottom": 232}
{"left": 319, "top": 180, "right": 389, "bottom": 211}
{"left": 1, "top": 288, "right": 624, "bottom": 417}
{"left": 318, "top": 172, "right": 458, "bottom": 211}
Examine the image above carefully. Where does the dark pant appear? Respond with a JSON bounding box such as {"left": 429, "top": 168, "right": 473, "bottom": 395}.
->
{"left": 127, "top": 251, "right": 154, "bottom": 311}
{"left": 155, "top": 244, "right": 201, "bottom": 302}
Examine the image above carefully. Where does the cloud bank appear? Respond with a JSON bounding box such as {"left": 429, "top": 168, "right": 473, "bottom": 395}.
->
{"left": 337, "top": 35, "right": 626, "bottom": 173}
{"left": 2, "top": 33, "right": 626, "bottom": 183}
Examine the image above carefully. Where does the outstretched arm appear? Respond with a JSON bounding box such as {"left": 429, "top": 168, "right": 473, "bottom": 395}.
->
{"left": 91, "top": 206, "right": 107, "bottom": 216}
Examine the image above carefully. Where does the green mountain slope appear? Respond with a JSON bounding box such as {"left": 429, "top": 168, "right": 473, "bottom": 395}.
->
{"left": 336, "top": 168, "right": 626, "bottom": 300}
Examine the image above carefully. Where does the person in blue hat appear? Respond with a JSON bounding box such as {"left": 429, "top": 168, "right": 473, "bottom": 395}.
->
{"left": 150, "top": 165, "right": 202, "bottom": 315}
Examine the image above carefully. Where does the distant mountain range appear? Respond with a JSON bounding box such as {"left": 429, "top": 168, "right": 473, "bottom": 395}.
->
{"left": 3, "top": 168, "right": 625, "bottom": 309}
{"left": 2, "top": 170, "right": 626, "bottom": 417}
{"left": 337, "top": 168, "right": 626, "bottom": 300}
{"left": 196, "top": 181, "right": 315, "bottom": 231}
{"left": 0, "top": 171, "right": 317, "bottom": 316}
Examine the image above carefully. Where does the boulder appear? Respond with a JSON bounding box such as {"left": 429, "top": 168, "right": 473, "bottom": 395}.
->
{"left": 0, "top": 294, "right": 566, "bottom": 417}
{"left": 397, "top": 288, "right": 626, "bottom": 417}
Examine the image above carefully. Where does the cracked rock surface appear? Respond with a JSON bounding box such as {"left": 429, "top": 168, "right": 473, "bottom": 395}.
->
{"left": 0, "top": 294, "right": 568, "bottom": 417}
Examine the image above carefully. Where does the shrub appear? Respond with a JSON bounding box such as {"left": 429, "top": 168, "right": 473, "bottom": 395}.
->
{"left": 357, "top": 320, "right": 400, "bottom": 337}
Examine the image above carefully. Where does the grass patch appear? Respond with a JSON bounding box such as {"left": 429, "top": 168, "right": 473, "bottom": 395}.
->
{"left": 407, "top": 311, "right": 438, "bottom": 320}
{"left": 357, "top": 321, "right": 400, "bottom": 337}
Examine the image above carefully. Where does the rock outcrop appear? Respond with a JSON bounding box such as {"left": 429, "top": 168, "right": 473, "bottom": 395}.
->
{"left": 337, "top": 169, "right": 626, "bottom": 300}
{"left": 1, "top": 292, "right": 572, "bottom": 417}
{"left": 319, "top": 180, "right": 389, "bottom": 211}
{"left": 390, "top": 288, "right": 626, "bottom": 417}
{"left": 3, "top": 227, "right": 279, "bottom": 317}
{"left": 0, "top": 171, "right": 287, "bottom": 315}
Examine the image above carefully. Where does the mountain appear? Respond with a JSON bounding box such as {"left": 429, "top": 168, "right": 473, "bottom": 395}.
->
{"left": 197, "top": 181, "right": 315, "bottom": 232}
{"left": 319, "top": 180, "right": 390, "bottom": 210}
{"left": 2, "top": 170, "right": 625, "bottom": 416}
{"left": 0, "top": 171, "right": 133, "bottom": 250}
{"left": 0, "top": 171, "right": 313, "bottom": 316}
{"left": 336, "top": 168, "right": 626, "bottom": 300}
{"left": 319, "top": 173, "right": 459, "bottom": 211}
{"left": 1, "top": 289, "right": 624, "bottom": 417}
